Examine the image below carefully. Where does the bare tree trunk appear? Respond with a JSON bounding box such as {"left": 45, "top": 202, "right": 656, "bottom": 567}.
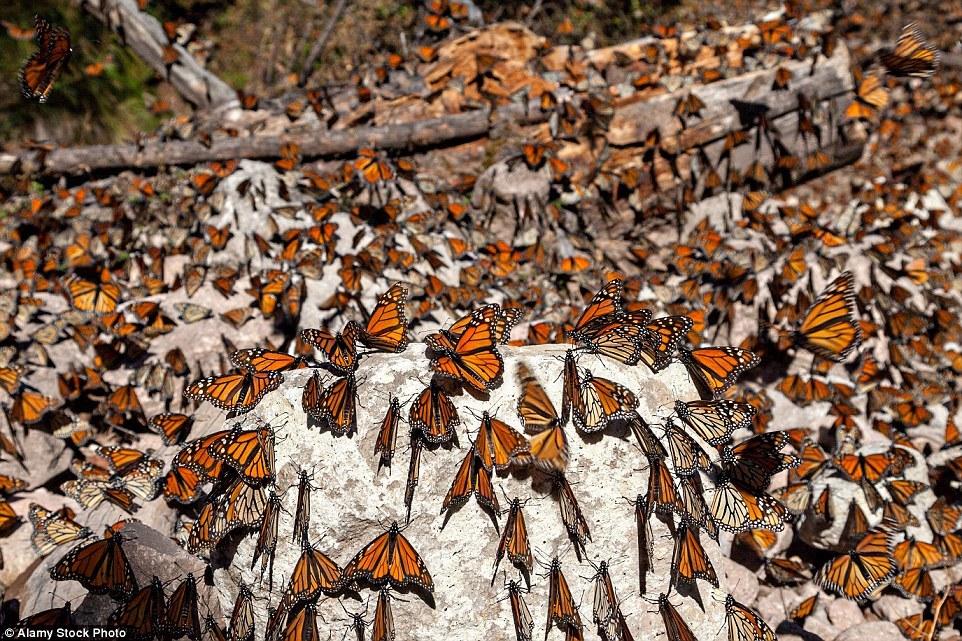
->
{"left": 74, "top": 0, "right": 236, "bottom": 108}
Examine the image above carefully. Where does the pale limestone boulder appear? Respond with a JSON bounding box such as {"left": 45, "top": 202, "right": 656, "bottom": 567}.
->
{"left": 8, "top": 522, "right": 217, "bottom": 624}
{"left": 833, "top": 621, "right": 904, "bottom": 641}
{"left": 185, "top": 343, "right": 751, "bottom": 640}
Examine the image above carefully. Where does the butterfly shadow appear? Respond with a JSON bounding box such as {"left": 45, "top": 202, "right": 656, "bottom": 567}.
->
{"left": 775, "top": 621, "right": 825, "bottom": 641}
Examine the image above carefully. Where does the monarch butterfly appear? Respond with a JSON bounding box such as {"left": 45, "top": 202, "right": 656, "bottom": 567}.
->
{"left": 408, "top": 382, "right": 460, "bottom": 444}
{"left": 672, "top": 524, "right": 718, "bottom": 587}
{"left": 771, "top": 481, "right": 812, "bottom": 516}
{"left": 0, "top": 499, "right": 18, "bottom": 534}
{"left": 845, "top": 73, "right": 889, "bottom": 120}
{"left": 92, "top": 445, "right": 150, "bottom": 474}
{"left": 341, "top": 521, "right": 433, "bottom": 592}
{"left": 571, "top": 368, "right": 638, "bottom": 433}
{"left": 441, "top": 444, "right": 499, "bottom": 517}
{"left": 371, "top": 589, "right": 395, "bottom": 641}
{"left": 515, "top": 363, "right": 569, "bottom": 473}
{"left": 883, "top": 500, "right": 919, "bottom": 531}
{"left": 359, "top": 283, "right": 409, "bottom": 353}
{"left": 724, "top": 595, "right": 776, "bottom": 641}
{"left": 10, "top": 389, "right": 57, "bottom": 424}
{"left": 301, "top": 322, "right": 360, "bottom": 374}
{"left": 556, "top": 474, "right": 591, "bottom": 552}
{"left": 674, "top": 399, "right": 754, "bottom": 445}
{"left": 787, "top": 594, "right": 818, "bottom": 623}
{"left": 63, "top": 271, "right": 121, "bottom": 314}
{"left": 252, "top": 491, "right": 281, "bottom": 588}
{"left": 927, "top": 497, "right": 962, "bottom": 535}
{"left": 474, "top": 411, "right": 527, "bottom": 472}
{"left": 589, "top": 561, "right": 624, "bottom": 629}
{"left": 794, "top": 439, "right": 829, "bottom": 480}
{"left": 880, "top": 23, "right": 940, "bottom": 78}
{"left": 893, "top": 567, "right": 936, "bottom": 601}
{"left": 292, "top": 471, "right": 314, "bottom": 544}
{"left": 505, "top": 580, "right": 534, "bottom": 641}
{"left": 645, "top": 455, "right": 679, "bottom": 516}
{"left": 404, "top": 435, "right": 424, "bottom": 523}
{"left": 62, "top": 479, "right": 138, "bottom": 513}
{"left": 374, "top": 397, "right": 400, "bottom": 469}
{"left": 278, "top": 538, "right": 342, "bottom": 612}
{"left": 663, "top": 421, "right": 711, "bottom": 477}
{"left": 568, "top": 281, "right": 647, "bottom": 365}
{"left": 705, "top": 474, "right": 787, "bottom": 533}
{"left": 792, "top": 272, "right": 862, "bottom": 362}
{"left": 305, "top": 373, "right": 358, "bottom": 436}
{"left": 29, "top": 504, "right": 92, "bottom": 555}
{"left": 427, "top": 311, "right": 504, "bottom": 392}
{"left": 677, "top": 473, "right": 717, "bottom": 540}
{"left": 16, "top": 601, "right": 76, "bottom": 628}
{"left": 815, "top": 527, "right": 897, "bottom": 601}
{"left": 895, "top": 612, "right": 937, "bottom": 641}
{"left": 148, "top": 413, "right": 193, "bottom": 446}
{"left": 625, "top": 495, "right": 653, "bottom": 595}
{"left": 721, "top": 432, "right": 799, "bottom": 492}
{"left": 166, "top": 573, "right": 201, "bottom": 640}
{"left": 50, "top": 533, "right": 137, "bottom": 600}
{"left": 184, "top": 370, "right": 282, "bottom": 413}
{"left": 210, "top": 424, "right": 275, "bottom": 484}
{"left": 19, "top": 15, "right": 71, "bottom": 102}
{"left": 107, "top": 576, "right": 167, "bottom": 640}
{"left": 229, "top": 585, "right": 255, "bottom": 641}
{"left": 546, "top": 558, "right": 583, "bottom": 638}
{"left": 354, "top": 148, "right": 393, "bottom": 184}
{"left": 229, "top": 348, "right": 307, "bottom": 373}
{"left": 657, "top": 594, "right": 697, "bottom": 641}
{"left": 679, "top": 346, "right": 760, "bottom": 399}
{"left": 674, "top": 92, "right": 706, "bottom": 118}
{"left": 0, "top": 364, "right": 23, "bottom": 394}
{"left": 638, "top": 316, "right": 694, "bottom": 373}
{"left": 894, "top": 536, "right": 942, "bottom": 571}
{"left": 834, "top": 449, "right": 904, "bottom": 484}
{"left": 765, "top": 556, "right": 812, "bottom": 586}
{"left": 491, "top": 498, "right": 533, "bottom": 584}
{"left": 838, "top": 498, "right": 870, "bottom": 545}
{"left": 280, "top": 602, "right": 319, "bottom": 641}
{"left": 627, "top": 413, "right": 667, "bottom": 459}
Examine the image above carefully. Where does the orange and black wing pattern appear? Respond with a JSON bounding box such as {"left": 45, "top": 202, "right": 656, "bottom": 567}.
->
{"left": 19, "top": 15, "right": 71, "bottom": 103}
{"left": 427, "top": 311, "right": 504, "bottom": 392}
{"left": 359, "top": 283, "right": 409, "bottom": 353}
{"left": 184, "top": 370, "right": 282, "bottom": 413}
{"left": 680, "top": 346, "right": 760, "bottom": 398}
{"left": 50, "top": 534, "right": 137, "bottom": 600}
{"left": 341, "top": 522, "right": 433, "bottom": 592}
{"left": 793, "top": 272, "right": 862, "bottom": 362}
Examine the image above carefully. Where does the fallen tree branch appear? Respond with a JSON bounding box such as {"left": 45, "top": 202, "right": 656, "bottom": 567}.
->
{"left": 74, "top": 0, "right": 235, "bottom": 108}
{"left": 0, "top": 104, "right": 548, "bottom": 176}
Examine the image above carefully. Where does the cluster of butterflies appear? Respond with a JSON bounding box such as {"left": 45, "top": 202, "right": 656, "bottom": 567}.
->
{"left": 4, "top": 5, "right": 962, "bottom": 641}
{"left": 103, "top": 277, "right": 812, "bottom": 641}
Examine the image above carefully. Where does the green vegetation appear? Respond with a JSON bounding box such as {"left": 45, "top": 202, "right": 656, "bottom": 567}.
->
{"left": 0, "top": 3, "right": 160, "bottom": 144}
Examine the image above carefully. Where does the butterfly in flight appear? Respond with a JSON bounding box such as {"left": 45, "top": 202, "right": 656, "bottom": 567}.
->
{"left": 19, "top": 15, "right": 71, "bottom": 103}
{"left": 880, "top": 23, "right": 940, "bottom": 78}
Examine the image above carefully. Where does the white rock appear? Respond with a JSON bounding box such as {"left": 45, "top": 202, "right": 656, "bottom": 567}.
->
{"left": 187, "top": 343, "right": 750, "bottom": 641}
{"left": 826, "top": 597, "right": 864, "bottom": 630}
{"left": 833, "top": 621, "right": 904, "bottom": 641}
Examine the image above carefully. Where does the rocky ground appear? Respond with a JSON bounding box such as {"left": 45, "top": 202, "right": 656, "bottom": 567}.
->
{"left": 1, "top": 2, "right": 962, "bottom": 640}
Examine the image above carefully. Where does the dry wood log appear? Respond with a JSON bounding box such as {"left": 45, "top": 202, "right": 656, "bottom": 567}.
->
{"left": 73, "top": 0, "right": 235, "bottom": 108}
{"left": 0, "top": 39, "right": 859, "bottom": 184}
{"left": 0, "top": 104, "right": 548, "bottom": 176}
